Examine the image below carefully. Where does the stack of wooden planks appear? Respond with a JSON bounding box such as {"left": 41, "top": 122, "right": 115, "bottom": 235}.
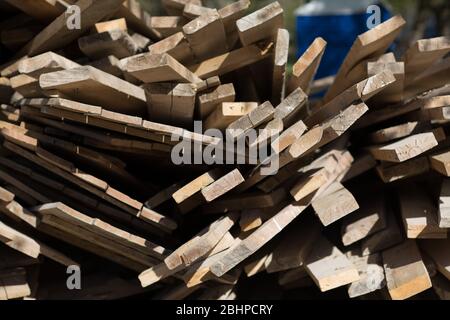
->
{"left": 0, "top": 0, "right": 449, "bottom": 301}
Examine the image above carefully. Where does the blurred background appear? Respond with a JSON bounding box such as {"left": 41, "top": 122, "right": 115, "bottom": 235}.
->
{"left": 141, "top": 0, "right": 449, "bottom": 78}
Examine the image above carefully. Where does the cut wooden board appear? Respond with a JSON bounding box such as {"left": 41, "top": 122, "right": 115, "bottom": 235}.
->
{"left": 369, "top": 122, "right": 430, "bottom": 144}
{"left": 398, "top": 186, "right": 447, "bottom": 239}
{"left": 183, "top": 3, "right": 215, "bottom": 19}
{"left": 218, "top": 0, "right": 251, "bottom": 35}
{"left": 376, "top": 156, "right": 430, "bottom": 183}
{"left": 95, "top": 17, "right": 128, "bottom": 33}
{"left": 39, "top": 66, "right": 147, "bottom": 116}
{"left": 370, "top": 129, "right": 443, "bottom": 163}
{"left": 21, "top": 0, "right": 126, "bottom": 56}
{"left": 382, "top": 240, "right": 432, "bottom": 300}
{"left": 0, "top": 220, "right": 40, "bottom": 258}
{"left": 189, "top": 41, "right": 274, "bottom": 79}
{"left": 305, "top": 236, "right": 359, "bottom": 292}
{"left": 78, "top": 30, "right": 137, "bottom": 59}
{"left": 204, "top": 102, "right": 257, "bottom": 130}
{"left": 271, "top": 120, "right": 307, "bottom": 154}
{"left": 149, "top": 16, "right": 185, "bottom": 37}
{"left": 430, "top": 149, "right": 450, "bottom": 177}
{"left": 198, "top": 83, "right": 236, "bottom": 119}
{"left": 0, "top": 267, "right": 31, "bottom": 300}
{"left": 201, "top": 169, "right": 244, "bottom": 202}
{"left": 210, "top": 202, "right": 309, "bottom": 278}
{"left": 148, "top": 31, "right": 195, "bottom": 64}
{"left": 367, "top": 60, "right": 405, "bottom": 104}
{"left": 18, "top": 51, "right": 81, "bottom": 76}
{"left": 34, "top": 202, "right": 169, "bottom": 260}
{"left": 273, "top": 87, "right": 308, "bottom": 128}
{"left": 306, "top": 71, "right": 396, "bottom": 127}
{"left": 182, "top": 10, "right": 228, "bottom": 62}
{"left": 122, "top": 52, "right": 202, "bottom": 84}
{"left": 271, "top": 28, "right": 289, "bottom": 105}
{"left": 438, "top": 179, "right": 450, "bottom": 228}
{"left": 341, "top": 194, "right": 387, "bottom": 246}
{"left": 227, "top": 101, "right": 275, "bottom": 141}
{"left": 288, "top": 37, "right": 326, "bottom": 95}
{"left": 0, "top": 186, "right": 14, "bottom": 203}
{"left": 323, "top": 15, "right": 406, "bottom": 102}
{"left": 311, "top": 182, "right": 359, "bottom": 226}
{"left": 236, "top": 1, "right": 283, "bottom": 46}
{"left": 172, "top": 169, "right": 222, "bottom": 204}
{"left": 145, "top": 82, "right": 197, "bottom": 127}
{"left": 139, "top": 213, "right": 237, "bottom": 287}
{"left": 403, "top": 36, "right": 450, "bottom": 83}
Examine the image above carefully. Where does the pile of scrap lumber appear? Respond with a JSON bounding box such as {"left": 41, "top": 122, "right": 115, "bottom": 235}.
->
{"left": 0, "top": 0, "right": 449, "bottom": 301}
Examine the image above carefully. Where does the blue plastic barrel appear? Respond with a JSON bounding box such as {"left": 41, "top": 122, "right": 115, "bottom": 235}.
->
{"left": 296, "top": 0, "right": 392, "bottom": 80}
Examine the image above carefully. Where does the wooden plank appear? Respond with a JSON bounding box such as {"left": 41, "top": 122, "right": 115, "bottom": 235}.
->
{"left": 218, "top": 0, "right": 250, "bottom": 35}
{"left": 369, "top": 122, "right": 430, "bottom": 144}
{"left": 273, "top": 87, "right": 308, "bottom": 128}
{"left": 271, "top": 120, "right": 307, "bottom": 154}
{"left": 172, "top": 169, "right": 222, "bottom": 204}
{"left": 149, "top": 16, "right": 185, "bottom": 37}
{"left": 0, "top": 220, "right": 40, "bottom": 258}
{"left": 430, "top": 149, "right": 450, "bottom": 176}
{"left": 370, "top": 129, "right": 443, "bottom": 163}
{"left": 398, "top": 186, "right": 447, "bottom": 239}
{"left": 198, "top": 84, "right": 236, "bottom": 119}
{"left": 148, "top": 32, "right": 195, "bottom": 64}
{"left": 183, "top": 3, "right": 215, "bottom": 19}
{"left": 403, "top": 36, "right": 450, "bottom": 83}
{"left": 122, "top": 52, "right": 202, "bottom": 84}
{"left": 376, "top": 156, "right": 430, "bottom": 183}
{"left": 0, "top": 268, "right": 30, "bottom": 300}
{"left": 227, "top": 101, "right": 275, "bottom": 140}
{"left": 18, "top": 51, "right": 80, "bottom": 76}
{"left": 311, "top": 182, "right": 359, "bottom": 227}
{"left": 145, "top": 82, "right": 197, "bottom": 127}
{"left": 367, "top": 60, "right": 405, "bottom": 104}
{"left": 271, "top": 28, "right": 289, "bottom": 105}
{"left": 0, "top": 186, "right": 14, "bottom": 203}
{"left": 95, "top": 18, "right": 128, "bottom": 33}
{"left": 323, "top": 15, "right": 406, "bottom": 102}
{"left": 189, "top": 41, "right": 274, "bottom": 79}
{"left": 304, "top": 236, "right": 359, "bottom": 292}
{"left": 139, "top": 213, "right": 237, "bottom": 287}
{"left": 39, "top": 66, "right": 147, "bottom": 116}
{"left": 341, "top": 194, "right": 387, "bottom": 246}
{"left": 382, "top": 240, "right": 431, "bottom": 300}
{"left": 306, "top": 71, "right": 396, "bottom": 127}
{"left": 35, "top": 202, "right": 168, "bottom": 259}
{"left": 201, "top": 169, "right": 244, "bottom": 202}
{"left": 288, "top": 37, "right": 326, "bottom": 95}
{"left": 182, "top": 10, "right": 228, "bottom": 61}
{"left": 438, "top": 179, "right": 450, "bottom": 228}
{"left": 204, "top": 102, "right": 257, "bottom": 130}
{"left": 78, "top": 30, "right": 138, "bottom": 59}
{"left": 236, "top": 1, "right": 283, "bottom": 46}
{"left": 21, "top": 0, "right": 125, "bottom": 56}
